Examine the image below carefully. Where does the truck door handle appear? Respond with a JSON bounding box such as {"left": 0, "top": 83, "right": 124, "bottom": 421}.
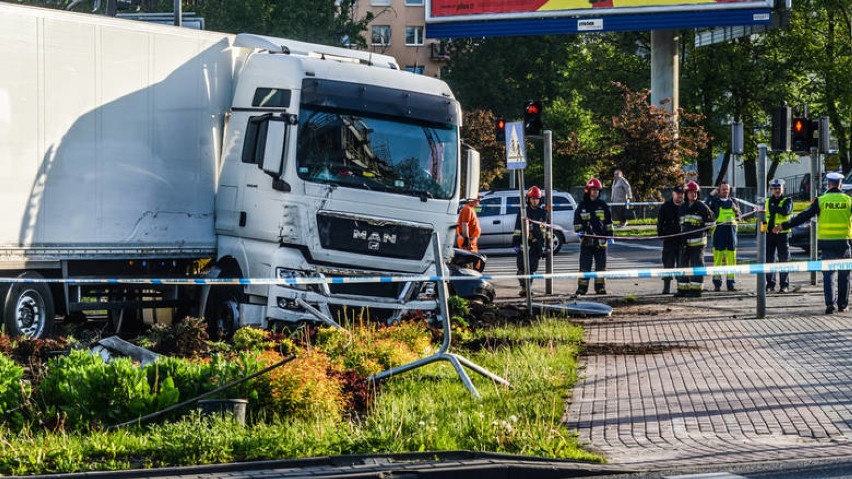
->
{"left": 239, "top": 212, "right": 247, "bottom": 227}
{"left": 493, "top": 220, "right": 500, "bottom": 224}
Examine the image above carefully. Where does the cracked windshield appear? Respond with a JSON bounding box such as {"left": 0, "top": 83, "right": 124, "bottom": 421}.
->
{"left": 296, "top": 107, "right": 457, "bottom": 200}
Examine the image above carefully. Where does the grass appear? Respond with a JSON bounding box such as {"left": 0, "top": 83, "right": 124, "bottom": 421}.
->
{"left": 0, "top": 318, "right": 601, "bottom": 475}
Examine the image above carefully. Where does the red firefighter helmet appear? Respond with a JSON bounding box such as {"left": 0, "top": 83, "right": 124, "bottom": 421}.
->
{"left": 685, "top": 180, "right": 700, "bottom": 192}
{"left": 526, "top": 186, "right": 543, "bottom": 199}
{"left": 585, "top": 178, "right": 602, "bottom": 191}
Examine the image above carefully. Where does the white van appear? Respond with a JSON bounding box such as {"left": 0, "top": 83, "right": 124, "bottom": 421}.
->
{"left": 476, "top": 190, "right": 578, "bottom": 254}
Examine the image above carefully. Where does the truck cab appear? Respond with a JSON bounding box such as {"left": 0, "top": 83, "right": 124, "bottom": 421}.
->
{"left": 207, "top": 34, "right": 473, "bottom": 334}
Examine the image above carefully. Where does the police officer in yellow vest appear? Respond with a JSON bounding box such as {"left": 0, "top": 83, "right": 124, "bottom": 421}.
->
{"left": 775, "top": 172, "right": 852, "bottom": 314}
{"left": 765, "top": 178, "right": 793, "bottom": 293}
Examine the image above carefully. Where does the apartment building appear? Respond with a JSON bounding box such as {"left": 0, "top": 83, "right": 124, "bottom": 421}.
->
{"left": 353, "top": 0, "right": 448, "bottom": 78}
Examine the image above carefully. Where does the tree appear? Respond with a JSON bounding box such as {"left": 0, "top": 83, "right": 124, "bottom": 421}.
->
{"left": 601, "top": 83, "right": 710, "bottom": 200}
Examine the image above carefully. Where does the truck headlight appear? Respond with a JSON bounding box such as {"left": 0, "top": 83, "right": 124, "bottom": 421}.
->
{"left": 275, "top": 268, "right": 322, "bottom": 292}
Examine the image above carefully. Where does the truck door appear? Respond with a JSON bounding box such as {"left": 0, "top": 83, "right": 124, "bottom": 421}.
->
{"left": 238, "top": 113, "right": 292, "bottom": 242}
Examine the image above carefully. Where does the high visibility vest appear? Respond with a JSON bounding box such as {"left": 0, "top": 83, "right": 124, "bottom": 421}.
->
{"left": 715, "top": 200, "right": 737, "bottom": 225}
{"left": 817, "top": 193, "right": 852, "bottom": 240}
{"left": 766, "top": 197, "right": 792, "bottom": 233}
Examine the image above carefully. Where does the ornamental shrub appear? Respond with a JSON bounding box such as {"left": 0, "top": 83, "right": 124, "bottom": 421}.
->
{"left": 0, "top": 353, "right": 28, "bottom": 430}
{"left": 253, "top": 350, "right": 344, "bottom": 420}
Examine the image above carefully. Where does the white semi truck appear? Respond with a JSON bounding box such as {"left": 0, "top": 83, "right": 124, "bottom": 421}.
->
{"left": 0, "top": 3, "right": 479, "bottom": 338}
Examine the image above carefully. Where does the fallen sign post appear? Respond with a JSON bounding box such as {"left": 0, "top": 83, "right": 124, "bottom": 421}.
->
{"left": 369, "top": 232, "right": 510, "bottom": 399}
{"left": 532, "top": 302, "right": 613, "bottom": 318}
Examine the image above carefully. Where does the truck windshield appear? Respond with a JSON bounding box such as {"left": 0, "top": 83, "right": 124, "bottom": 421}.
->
{"left": 296, "top": 107, "right": 458, "bottom": 200}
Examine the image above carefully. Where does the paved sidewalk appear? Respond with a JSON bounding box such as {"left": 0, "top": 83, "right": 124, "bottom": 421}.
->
{"left": 562, "top": 289, "right": 852, "bottom": 469}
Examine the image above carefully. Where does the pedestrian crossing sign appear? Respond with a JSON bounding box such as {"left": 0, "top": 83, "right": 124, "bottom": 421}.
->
{"left": 505, "top": 121, "right": 526, "bottom": 170}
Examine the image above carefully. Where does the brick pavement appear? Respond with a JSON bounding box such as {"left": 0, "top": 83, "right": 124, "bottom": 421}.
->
{"left": 563, "top": 290, "right": 852, "bottom": 469}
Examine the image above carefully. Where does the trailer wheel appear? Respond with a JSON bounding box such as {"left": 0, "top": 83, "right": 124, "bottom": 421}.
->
{"left": 205, "top": 285, "right": 241, "bottom": 340}
{"left": 3, "top": 272, "right": 55, "bottom": 339}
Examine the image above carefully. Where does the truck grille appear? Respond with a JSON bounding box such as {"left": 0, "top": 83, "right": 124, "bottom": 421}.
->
{"left": 316, "top": 212, "right": 432, "bottom": 260}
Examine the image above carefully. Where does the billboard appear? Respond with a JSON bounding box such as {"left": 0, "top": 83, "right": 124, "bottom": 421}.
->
{"left": 427, "top": 0, "right": 773, "bottom": 23}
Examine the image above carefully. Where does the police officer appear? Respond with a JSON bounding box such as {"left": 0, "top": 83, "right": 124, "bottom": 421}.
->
{"left": 656, "top": 185, "right": 684, "bottom": 294}
{"left": 677, "top": 181, "right": 715, "bottom": 297}
{"left": 574, "top": 178, "right": 613, "bottom": 295}
{"left": 765, "top": 178, "right": 793, "bottom": 293}
{"left": 706, "top": 182, "right": 740, "bottom": 291}
{"left": 775, "top": 172, "right": 852, "bottom": 314}
{"left": 513, "top": 186, "right": 547, "bottom": 297}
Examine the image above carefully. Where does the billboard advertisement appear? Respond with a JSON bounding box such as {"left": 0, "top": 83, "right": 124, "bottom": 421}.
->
{"left": 427, "top": 0, "right": 773, "bottom": 22}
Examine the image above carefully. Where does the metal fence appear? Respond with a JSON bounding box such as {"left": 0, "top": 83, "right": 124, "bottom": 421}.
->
{"left": 568, "top": 186, "right": 761, "bottom": 222}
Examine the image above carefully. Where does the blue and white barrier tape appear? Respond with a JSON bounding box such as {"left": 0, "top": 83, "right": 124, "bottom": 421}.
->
{"left": 1, "top": 259, "right": 851, "bottom": 286}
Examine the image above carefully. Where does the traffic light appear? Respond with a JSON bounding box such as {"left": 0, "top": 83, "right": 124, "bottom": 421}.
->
{"left": 495, "top": 117, "right": 506, "bottom": 142}
{"left": 523, "top": 100, "right": 543, "bottom": 136}
{"left": 791, "top": 117, "right": 810, "bottom": 152}
{"left": 771, "top": 106, "right": 791, "bottom": 152}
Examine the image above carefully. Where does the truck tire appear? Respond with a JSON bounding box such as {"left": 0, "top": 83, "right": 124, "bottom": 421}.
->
{"left": 205, "top": 285, "right": 241, "bottom": 340}
{"left": 3, "top": 271, "right": 55, "bottom": 338}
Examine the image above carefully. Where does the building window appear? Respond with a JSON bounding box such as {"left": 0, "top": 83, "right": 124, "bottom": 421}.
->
{"left": 404, "top": 0, "right": 424, "bottom": 5}
{"left": 371, "top": 0, "right": 391, "bottom": 5}
{"left": 371, "top": 25, "right": 391, "bottom": 46}
{"left": 405, "top": 65, "right": 425, "bottom": 75}
{"left": 405, "top": 26, "right": 424, "bottom": 46}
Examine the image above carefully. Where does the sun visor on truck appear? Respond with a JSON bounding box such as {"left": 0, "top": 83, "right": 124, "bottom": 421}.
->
{"left": 301, "top": 79, "right": 459, "bottom": 127}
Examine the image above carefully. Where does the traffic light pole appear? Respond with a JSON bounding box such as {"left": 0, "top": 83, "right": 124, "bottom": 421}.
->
{"left": 544, "top": 130, "right": 554, "bottom": 295}
{"left": 756, "top": 144, "right": 767, "bottom": 319}
{"left": 809, "top": 147, "right": 819, "bottom": 285}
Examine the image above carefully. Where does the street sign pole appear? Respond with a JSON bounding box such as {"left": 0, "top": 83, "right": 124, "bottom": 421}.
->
{"left": 544, "top": 130, "right": 554, "bottom": 295}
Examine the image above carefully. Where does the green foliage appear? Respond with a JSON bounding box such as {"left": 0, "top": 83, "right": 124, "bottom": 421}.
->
{"left": 0, "top": 354, "right": 28, "bottom": 430}
{"left": 38, "top": 350, "right": 157, "bottom": 428}
{"left": 231, "top": 327, "right": 274, "bottom": 352}
{"left": 0, "top": 318, "right": 599, "bottom": 475}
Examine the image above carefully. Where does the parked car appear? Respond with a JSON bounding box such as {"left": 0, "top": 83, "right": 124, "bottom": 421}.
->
{"left": 476, "top": 189, "right": 578, "bottom": 254}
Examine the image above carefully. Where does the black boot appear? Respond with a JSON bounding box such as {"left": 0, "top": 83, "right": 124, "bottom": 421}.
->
{"left": 662, "top": 281, "right": 671, "bottom": 295}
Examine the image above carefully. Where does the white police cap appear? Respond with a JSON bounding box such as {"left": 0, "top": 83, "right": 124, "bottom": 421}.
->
{"left": 826, "top": 172, "right": 844, "bottom": 182}
{"left": 769, "top": 178, "right": 785, "bottom": 188}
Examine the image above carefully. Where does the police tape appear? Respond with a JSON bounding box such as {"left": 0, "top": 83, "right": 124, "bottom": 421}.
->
{"left": 1, "top": 259, "right": 851, "bottom": 286}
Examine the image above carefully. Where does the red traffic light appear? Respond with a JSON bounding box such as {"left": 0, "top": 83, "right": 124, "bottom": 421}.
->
{"left": 496, "top": 118, "right": 506, "bottom": 129}
{"left": 525, "top": 103, "right": 541, "bottom": 115}
{"left": 793, "top": 118, "right": 806, "bottom": 134}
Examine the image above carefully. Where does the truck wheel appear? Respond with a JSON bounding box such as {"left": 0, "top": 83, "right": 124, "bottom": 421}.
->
{"left": 3, "top": 272, "right": 55, "bottom": 338}
{"left": 205, "top": 285, "right": 241, "bottom": 340}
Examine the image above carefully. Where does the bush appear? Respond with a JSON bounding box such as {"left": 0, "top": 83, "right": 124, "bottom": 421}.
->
{"left": 253, "top": 350, "right": 344, "bottom": 420}
{"left": 0, "top": 353, "right": 28, "bottom": 430}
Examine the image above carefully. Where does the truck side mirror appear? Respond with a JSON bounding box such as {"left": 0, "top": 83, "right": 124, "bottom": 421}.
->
{"left": 261, "top": 117, "right": 288, "bottom": 177}
{"left": 462, "top": 148, "right": 480, "bottom": 201}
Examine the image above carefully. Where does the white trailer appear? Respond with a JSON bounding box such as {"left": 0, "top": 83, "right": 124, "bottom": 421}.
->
{"left": 0, "top": 4, "right": 478, "bottom": 338}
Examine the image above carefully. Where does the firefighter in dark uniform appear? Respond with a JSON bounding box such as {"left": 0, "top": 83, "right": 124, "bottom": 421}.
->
{"left": 776, "top": 172, "right": 852, "bottom": 314}
{"left": 677, "top": 181, "right": 715, "bottom": 297}
{"left": 513, "top": 186, "right": 547, "bottom": 297}
{"left": 574, "top": 178, "right": 613, "bottom": 295}
{"left": 706, "top": 181, "right": 740, "bottom": 291}
{"left": 765, "top": 178, "right": 793, "bottom": 293}
{"left": 656, "top": 184, "right": 685, "bottom": 294}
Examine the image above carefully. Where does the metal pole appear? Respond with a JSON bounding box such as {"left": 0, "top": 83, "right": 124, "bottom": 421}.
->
{"left": 756, "top": 144, "right": 767, "bottom": 318}
{"left": 369, "top": 232, "right": 510, "bottom": 397}
{"left": 810, "top": 147, "right": 819, "bottom": 285}
{"left": 544, "top": 130, "right": 554, "bottom": 295}
{"left": 174, "top": 0, "right": 182, "bottom": 27}
{"left": 518, "top": 172, "right": 532, "bottom": 311}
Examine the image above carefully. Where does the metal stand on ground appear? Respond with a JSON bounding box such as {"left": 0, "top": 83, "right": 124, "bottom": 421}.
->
{"left": 369, "top": 232, "right": 510, "bottom": 399}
